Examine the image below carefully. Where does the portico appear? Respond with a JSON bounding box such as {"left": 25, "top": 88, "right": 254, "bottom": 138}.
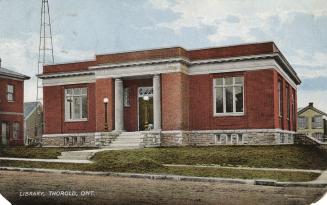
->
{"left": 114, "top": 74, "right": 162, "bottom": 132}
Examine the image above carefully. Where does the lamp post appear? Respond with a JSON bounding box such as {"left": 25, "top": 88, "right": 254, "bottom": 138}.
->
{"left": 103, "top": 97, "right": 109, "bottom": 131}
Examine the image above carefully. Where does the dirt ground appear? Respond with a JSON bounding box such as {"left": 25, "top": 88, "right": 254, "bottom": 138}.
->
{"left": 0, "top": 171, "right": 326, "bottom": 205}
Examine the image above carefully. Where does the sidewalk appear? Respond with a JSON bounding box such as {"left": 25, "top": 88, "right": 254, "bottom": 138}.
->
{"left": 0, "top": 157, "right": 92, "bottom": 164}
{"left": 163, "top": 164, "right": 323, "bottom": 173}
{"left": 0, "top": 166, "right": 326, "bottom": 188}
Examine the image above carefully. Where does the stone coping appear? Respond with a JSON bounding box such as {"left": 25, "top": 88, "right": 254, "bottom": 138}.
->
{"left": 0, "top": 167, "right": 326, "bottom": 188}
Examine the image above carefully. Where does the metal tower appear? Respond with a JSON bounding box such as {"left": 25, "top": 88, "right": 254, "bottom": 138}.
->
{"left": 36, "top": 0, "right": 54, "bottom": 101}
{"left": 35, "top": 0, "right": 54, "bottom": 145}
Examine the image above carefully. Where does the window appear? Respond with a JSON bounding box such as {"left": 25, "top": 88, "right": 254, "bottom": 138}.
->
{"left": 12, "top": 122, "right": 19, "bottom": 140}
{"left": 298, "top": 116, "right": 308, "bottom": 129}
{"left": 312, "top": 116, "right": 323, "bottom": 129}
{"left": 65, "top": 88, "right": 88, "bottom": 121}
{"left": 214, "top": 77, "right": 244, "bottom": 115}
{"left": 81, "top": 136, "right": 86, "bottom": 145}
{"left": 64, "top": 137, "right": 70, "bottom": 146}
{"left": 278, "top": 81, "right": 283, "bottom": 117}
{"left": 286, "top": 86, "right": 290, "bottom": 120}
{"left": 123, "top": 88, "right": 130, "bottom": 107}
{"left": 7, "top": 84, "right": 14, "bottom": 102}
{"left": 73, "top": 137, "right": 78, "bottom": 145}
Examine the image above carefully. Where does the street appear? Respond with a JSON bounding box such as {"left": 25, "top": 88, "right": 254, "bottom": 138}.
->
{"left": 0, "top": 171, "right": 326, "bottom": 205}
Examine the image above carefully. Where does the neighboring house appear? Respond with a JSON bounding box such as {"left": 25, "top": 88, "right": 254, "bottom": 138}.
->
{"left": 0, "top": 60, "right": 30, "bottom": 146}
{"left": 39, "top": 42, "right": 301, "bottom": 147}
{"left": 298, "top": 102, "right": 327, "bottom": 141}
{"left": 24, "top": 102, "right": 43, "bottom": 145}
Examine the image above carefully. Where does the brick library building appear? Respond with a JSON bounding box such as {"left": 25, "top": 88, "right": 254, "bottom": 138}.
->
{"left": 39, "top": 42, "right": 301, "bottom": 147}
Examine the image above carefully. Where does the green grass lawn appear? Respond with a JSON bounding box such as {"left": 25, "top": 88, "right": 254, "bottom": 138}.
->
{"left": 0, "top": 145, "right": 326, "bottom": 182}
{"left": 92, "top": 145, "right": 327, "bottom": 170}
{"left": 0, "top": 147, "right": 94, "bottom": 159}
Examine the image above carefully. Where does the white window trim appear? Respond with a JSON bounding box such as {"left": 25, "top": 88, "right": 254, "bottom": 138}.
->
{"left": 298, "top": 116, "right": 308, "bottom": 129}
{"left": 7, "top": 84, "right": 14, "bottom": 102}
{"left": 213, "top": 77, "right": 245, "bottom": 117}
{"left": 64, "top": 88, "right": 88, "bottom": 122}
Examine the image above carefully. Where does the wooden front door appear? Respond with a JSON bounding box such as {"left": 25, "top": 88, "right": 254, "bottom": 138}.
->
{"left": 138, "top": 87, "right": 154, "bottom": 131}
{"left": 138, "top": 97, "right": 154, "bottom": 131}
{"left": 1, "top": 122, "right": 9, "bottom": 145}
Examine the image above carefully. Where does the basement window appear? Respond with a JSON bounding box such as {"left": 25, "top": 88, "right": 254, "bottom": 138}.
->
{"left": 65, "top": 88, "right": 88, "bottom": 121}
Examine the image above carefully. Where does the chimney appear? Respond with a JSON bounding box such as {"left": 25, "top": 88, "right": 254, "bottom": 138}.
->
{"left": 309, "top": 102, "right": 314, "bottom": 107}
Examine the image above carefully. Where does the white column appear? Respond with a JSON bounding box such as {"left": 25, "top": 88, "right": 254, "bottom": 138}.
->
{"left": 153, "top": 74, "right": 161, "bottom": 130}
{"left": 114, "top": 78, "right": 124, "bottom": 131}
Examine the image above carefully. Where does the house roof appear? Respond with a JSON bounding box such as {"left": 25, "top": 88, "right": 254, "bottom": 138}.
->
{"left": 0, "top": 67, "right": 30, "bottom": 80}
{"left": 24, "top": 102, "right": 41, "bottom": 119}
{"left": 41, "top": 41, "right": 301, "bottom": 85}
{"left": 298, "top": 103, "right": 327, "bottom": 117}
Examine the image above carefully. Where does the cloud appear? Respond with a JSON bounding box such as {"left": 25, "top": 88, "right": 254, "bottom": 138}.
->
{"left": 149, "top": 0, "right": 327, "bottom": 44}
{"left": 0, "top": 33, "right": 94, "bottom": 102}
{"left": 298, "top": 89, "right": 327, "bottom": 112}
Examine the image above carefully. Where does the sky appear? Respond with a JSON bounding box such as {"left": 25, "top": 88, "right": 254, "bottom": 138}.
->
{"left": 0, "top": 0, "right": 327, "bottom": 111}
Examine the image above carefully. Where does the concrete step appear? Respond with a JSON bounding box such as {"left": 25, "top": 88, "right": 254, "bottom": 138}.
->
{"left": 114, "top": 139, "right": 142, "bottom": 143}
{"left": 118, "top": 136, "right": 142, "bottom": 139}
{"left": 58, "top": 151, "right": 95, "bottom": 160}
{"left": 119, "top": 132, "right": 142, "bottom": 135}
{"left": 110, "top": 143, "right": 142, "bottom": 147}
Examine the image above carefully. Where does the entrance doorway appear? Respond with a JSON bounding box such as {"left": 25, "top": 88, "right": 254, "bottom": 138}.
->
{"left": 138, "top": 87, "right": 154, "bottom": 131}
{"left": 1, "top": 122, "right": 9, "bottom": 145}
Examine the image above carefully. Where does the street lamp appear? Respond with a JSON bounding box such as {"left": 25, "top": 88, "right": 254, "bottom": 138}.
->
{"left": 103, "top": 97, "right": 109, "bottom": 131}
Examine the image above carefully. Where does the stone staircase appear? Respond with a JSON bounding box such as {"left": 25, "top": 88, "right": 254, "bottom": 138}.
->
{"left": 108, "top": 132, "right": 144, "bottom": 149}
{"left": 57, "top": 132, "right": 144, "bottom": 160}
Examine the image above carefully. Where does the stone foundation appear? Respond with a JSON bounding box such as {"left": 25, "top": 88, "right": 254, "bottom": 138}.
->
{"left": 43, "top": 129, "right": 295, "bottom": 147}
{"left": 42, "top": 132, "right": 118, "bottom": 147}
{"left": 142, "top": 129, "right": 295, "bottom": 147}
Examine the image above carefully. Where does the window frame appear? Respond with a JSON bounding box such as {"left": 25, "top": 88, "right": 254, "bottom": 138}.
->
{"left": 64, "top": 87, "right": 88, "bottom": 122}
{"left": 298, "top": 116, "right": 308, "bottom": 129}
{"left": 12, "top": 122, "right": 20, "bottom": 140}
{"left": 213, "top": 76, "right": 245, "bottom": 117}
{"left": 278, "top": 80, "right": 283, "bottom": 118}
{"left": 312, "top": 115, "right": 323, "bottom": 129}
{"left": 7, "top": 84, "right": 14, "bottom": 102}
{"left": 123, "top": 87, "right": 130, "bottom": 107}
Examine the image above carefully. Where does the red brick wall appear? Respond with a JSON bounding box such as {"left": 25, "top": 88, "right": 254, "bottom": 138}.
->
{"left": 189, "top": 69, "right": 276, "bottom": 130}
{"left": 162, "top": 72, "right": 190, "bottom": 130}
{"left": 189, "top": 42, "right": 275, "bottom": 61}
{"left": 273, "top": 71, "right": 297, "bottom": 131}
{"left": 43, "top": 61, "right": 96, "bottom": 74}
{"left": 0, "top": 78, "right": 25, "bottom": 145}
{"left": 43, "top": 86, "right": 62, "bottom": 134}
{"left": 43, "top": 83, "right": 96, "bottom": 134}
{"left": 95, "top": 78, "right": 114, "bottom": 132}
{"left": 123, "top": 78, "right": 152, "bottom": 132}
{"left": 0, "top": 114, "right": 24, "bottom": 145}
{"left": 0, "top": 78, "right": 24, "bottom": 113}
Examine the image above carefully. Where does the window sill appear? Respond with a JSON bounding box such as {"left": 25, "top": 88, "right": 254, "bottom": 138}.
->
{"left": 64, "top": 119, "right": 88, "bottom": 122}
{"left": 214, "top": 113, "right": 244, "bottom": 117}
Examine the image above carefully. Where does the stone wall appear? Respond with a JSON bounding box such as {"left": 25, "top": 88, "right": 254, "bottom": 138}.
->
{"left": 42, "top": 132, "right": 118, "bottom": 147}
{"left": 141, "top": 131, "right": 161, "bottom": 147}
